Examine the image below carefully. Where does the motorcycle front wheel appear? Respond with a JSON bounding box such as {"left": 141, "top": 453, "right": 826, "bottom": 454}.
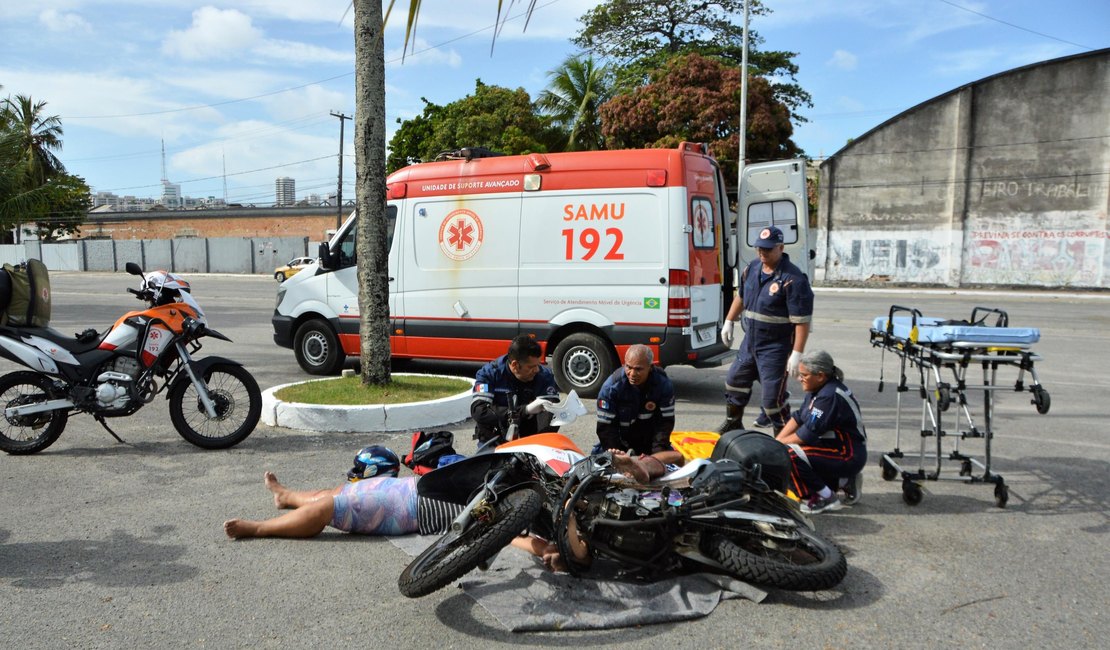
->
{"left": 398, "top": 487, "right": 542, "bottom": 598}
{"left": 709, "top": 525, "right": 847, "bottom": 591}
{"left": 0, "top": 371, "right": 69, "bottom": 455}
{"left": 168, "top": 363, "right": 261, "bottom": 449}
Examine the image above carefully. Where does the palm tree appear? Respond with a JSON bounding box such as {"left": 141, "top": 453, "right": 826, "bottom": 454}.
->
{"left": 538, "top": 55, "right": 612, "bottom": 151}
{"left": 1, "top": 94, "right": 66, "bottom": 188}
{"left": 352, "top": 1, "right": 536, "bottom": 385}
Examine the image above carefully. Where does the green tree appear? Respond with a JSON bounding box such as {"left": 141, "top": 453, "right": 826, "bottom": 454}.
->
{"left": 387, "top": 81, "right": 552, "bottom": 174}
{"left": 353, "top": 1, "right": 538, "bottom": 386}
{"left": 573, "top": 0, "right": 811, "bottom": 122}
{"left": 537, "top": 54, "right": 613, "bottom": 151}
{"left": 0, "top": 92, "right": 86, "bottom": 240}
{"left": 386, "top": 98, "right": 443, "bottom": 172}
{"left": 600, "top": 53, "right": 799, "bottom": 182}
{"left": 24, "top": 173, "right": 91, "bottom": 241}
{"left": 1, "top": 94, "right": 66, "bottom": 187}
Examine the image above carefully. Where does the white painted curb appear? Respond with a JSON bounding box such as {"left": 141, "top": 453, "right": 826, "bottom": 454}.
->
{"left": 261, "top": 373, "right": 473, "bottom": 433}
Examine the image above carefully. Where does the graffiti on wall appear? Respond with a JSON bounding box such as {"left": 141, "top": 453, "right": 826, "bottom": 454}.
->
{"left": 965, "top": 228, "right": 1103, "bottom": 286}
{"left": 826, "top": 231, "right": 953, "bottom": 284}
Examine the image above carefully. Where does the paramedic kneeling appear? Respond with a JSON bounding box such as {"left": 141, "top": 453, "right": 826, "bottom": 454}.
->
{"left": 595, "top": 344, "right": 684, "bottom": 482}
{"left": 471, "top": 334, "right": 561, "bottom": 444}
{"left": 719, "top": 226, "right": 813, "bottom": 435}
{"left": 775, "top": 350, "right": 867, "bottom": 514}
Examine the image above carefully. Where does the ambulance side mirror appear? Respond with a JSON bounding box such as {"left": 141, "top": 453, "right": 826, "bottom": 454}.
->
{"left": 318, "top": 242, "right": 337, "bottom": 271}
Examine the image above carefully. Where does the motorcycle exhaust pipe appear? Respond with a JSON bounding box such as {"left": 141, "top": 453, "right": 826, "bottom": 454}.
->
{"left": 6, "top": 398, "right": 74, "bottom": 417}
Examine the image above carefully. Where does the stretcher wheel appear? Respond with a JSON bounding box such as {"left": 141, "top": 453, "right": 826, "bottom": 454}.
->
{"left": 880, "top": 457, "right": 898, "bottom": 481}
{"left": 959, "top": 459, "right": 973, "bottom": 477}
{"left": 936, "top": 385, "right": 951, "bottom": 412}
{"left": 1031, "top": 386, "right": 1051, "bottom": 415}
{"left": 994, "top": 484, "right": 1009, "bottom": 508}
{"left": 902, "top": 480, "right": 923, "bottom": 506}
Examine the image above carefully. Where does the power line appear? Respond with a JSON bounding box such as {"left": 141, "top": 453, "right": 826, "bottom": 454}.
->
{"left": 66, "top": 0, "right": 565, "bottom": 121}
{"left": 101, "top": 154, "right": 336, "bottom": 193}
{"left": 67, "top": 114, "right": 335, "bottom": 163}
{"left": 937, "top": 0, "right": 1098, "bottom": 51}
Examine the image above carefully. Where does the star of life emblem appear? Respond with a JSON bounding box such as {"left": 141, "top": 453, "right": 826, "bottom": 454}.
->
{"left": 438, "top": 209, "right": 484, "bottom": 261}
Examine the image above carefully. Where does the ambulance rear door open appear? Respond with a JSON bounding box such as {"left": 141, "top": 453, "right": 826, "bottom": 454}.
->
{"left": 684, "top": 151, "right": 727, "bottom": 352}
{"left": 737, "top": 159, "right": 812, "bottom": 278}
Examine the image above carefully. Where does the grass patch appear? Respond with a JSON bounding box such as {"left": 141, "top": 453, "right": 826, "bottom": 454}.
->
{"left": 275, "top": 374, "right": 472, "bottom": 405}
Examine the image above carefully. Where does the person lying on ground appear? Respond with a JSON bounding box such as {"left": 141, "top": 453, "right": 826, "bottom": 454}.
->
{"left": 224, "top": 470, "right": 594, "bottom": 573}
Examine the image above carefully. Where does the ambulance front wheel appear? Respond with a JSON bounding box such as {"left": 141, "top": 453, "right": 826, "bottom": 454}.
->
{"left": 294, "top": 319, "right": 345, "bottom": 375}
{"left": 552, "top": 333, "right": 616, "bottom": 399}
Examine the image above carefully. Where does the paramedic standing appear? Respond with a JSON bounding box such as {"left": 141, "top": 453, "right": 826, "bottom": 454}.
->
{"left": 594, "top": 344, "right": 684, "bottom": 482}
{"left": 471, "top": 334, "right": 560, "bottom": 444}
{"left": 719, "top": 226, "right": 813, "bottom": 434}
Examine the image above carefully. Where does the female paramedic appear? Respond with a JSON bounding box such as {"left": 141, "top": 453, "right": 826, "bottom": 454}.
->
{"left": 774, "top": 350, "right": 867, "bottom": 514}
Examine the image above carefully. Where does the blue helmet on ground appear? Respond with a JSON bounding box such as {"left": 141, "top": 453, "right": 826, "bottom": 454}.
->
{"left": 347, "top": 445, "right": 400, "bottom": 481}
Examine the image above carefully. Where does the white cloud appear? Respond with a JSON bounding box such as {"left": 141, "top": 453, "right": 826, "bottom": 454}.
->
{"left": 385, "top": 36, "right": 463, "bottom": 69}
{"left": 162, "top": 7, "right": 263, "bottom": 61}
{"left": 161, "top": 6, "right": 349, "bottom": 66}
{"left": 254, "top": 39, "right": 352, "bottom": 65}
{"left": 827, "top": 50, "right": 858, "bottom": 71}
{"left": 931, "top": 47, "right": 1004, "bottom": 76}
{"left": 39, "top": 9, "right": 91, "bottom": 33}
{"left": 259, "top": 85, "right": 349, "bottom": 122}
{"left": 171, "top": 120, "right": 341, "bottom": 201}
{"left": 0, "top": 68, "right": 220, "bottom": 140}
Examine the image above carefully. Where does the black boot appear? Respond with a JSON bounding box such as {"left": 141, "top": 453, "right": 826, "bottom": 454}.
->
{"left": 717, "top": 404, "right": 745, "bottom": 434}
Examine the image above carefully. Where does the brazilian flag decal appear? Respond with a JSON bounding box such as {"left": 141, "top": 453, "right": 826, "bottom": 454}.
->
{"left": 643, "top": 297, "right": 661, "bottom": 309}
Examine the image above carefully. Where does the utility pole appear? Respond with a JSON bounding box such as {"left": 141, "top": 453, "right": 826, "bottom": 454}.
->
{"left": 330, "top": 111, "right": 351, "bottom": 230}
{"left": 737, "top": 0, "right": 750, "bottom": 196}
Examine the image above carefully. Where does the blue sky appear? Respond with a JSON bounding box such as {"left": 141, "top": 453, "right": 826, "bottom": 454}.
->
{"left": 1, "top": 1, "right": 1106, "bottom": 204}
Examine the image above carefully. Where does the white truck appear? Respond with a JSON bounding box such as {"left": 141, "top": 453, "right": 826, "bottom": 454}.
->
{"left": 272, "top": 144, "right": 809, "bottom": 396}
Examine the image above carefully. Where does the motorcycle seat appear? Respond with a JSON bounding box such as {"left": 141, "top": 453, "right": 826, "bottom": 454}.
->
{"left": 11, "top": 325, "right": 104, "bottom": 355}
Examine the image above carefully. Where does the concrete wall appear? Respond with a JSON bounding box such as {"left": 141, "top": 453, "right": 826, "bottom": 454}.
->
{"left": 818, "top": 49, "right": 1109, "bottom": 288}
{"left": 0, "top": 237, "right": 314, "bottom": 275}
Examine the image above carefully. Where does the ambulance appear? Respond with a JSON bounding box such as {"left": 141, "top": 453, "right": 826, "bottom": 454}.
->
{"left": 272, "top": 143, "right": 809, "bottom": 397}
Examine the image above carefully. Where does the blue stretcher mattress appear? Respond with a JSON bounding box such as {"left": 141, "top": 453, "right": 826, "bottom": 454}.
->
{"left": 871, "top": 316, "right": 1040, "bottom": 345}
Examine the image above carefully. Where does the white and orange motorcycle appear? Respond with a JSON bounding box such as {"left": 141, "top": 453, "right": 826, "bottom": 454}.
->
{"left": 0, "top": 262, "right": 261, "bottom": 454}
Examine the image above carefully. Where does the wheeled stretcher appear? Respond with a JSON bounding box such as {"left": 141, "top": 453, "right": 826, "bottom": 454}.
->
{"left": 869, "top": 305, "right": 1049, "bottom": 507}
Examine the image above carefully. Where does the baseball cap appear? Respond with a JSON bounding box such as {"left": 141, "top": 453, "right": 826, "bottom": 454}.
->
{"left": 754, "top": 226, "right": 784, "bottom": 249}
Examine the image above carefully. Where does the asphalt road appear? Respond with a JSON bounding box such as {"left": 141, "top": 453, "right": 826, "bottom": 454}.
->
{"left": 1, "top": 272, "right": 1107, "bottom": 648}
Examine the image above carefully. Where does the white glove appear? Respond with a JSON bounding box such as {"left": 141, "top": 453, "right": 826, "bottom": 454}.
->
{"left": 721, "top": 320, "right": 736, "bottom": 347}
{"left": 524, "top": 397, "right": 547, "bottom": 415}
{"left": 787, "top": 350, "right": 803, "bottom": 378}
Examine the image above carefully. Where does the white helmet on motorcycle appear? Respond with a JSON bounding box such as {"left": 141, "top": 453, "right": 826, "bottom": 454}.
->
{"left": 142, "top": 270, "right": 191, "bottom": 306}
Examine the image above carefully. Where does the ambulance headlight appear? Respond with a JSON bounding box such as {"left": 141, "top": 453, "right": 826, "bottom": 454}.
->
{"left": 275, "top": 285, "right": 286, "bottom": 309}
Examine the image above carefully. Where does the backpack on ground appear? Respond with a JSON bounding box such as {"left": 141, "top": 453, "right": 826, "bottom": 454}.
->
{"left": 0, "top": 259, "right": 52, "bottom": 327}
{"left": 402, "top": 430, "right": 457, "bottom": 475}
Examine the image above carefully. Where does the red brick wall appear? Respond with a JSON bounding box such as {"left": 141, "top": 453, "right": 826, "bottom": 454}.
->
{"left": 81, "top": 208, "right": 344, "bottom": 241}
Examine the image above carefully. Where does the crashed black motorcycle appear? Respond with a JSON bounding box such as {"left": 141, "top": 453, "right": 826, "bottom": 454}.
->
{"left": 398, "top": 429, "right": 846, "bottom": 597}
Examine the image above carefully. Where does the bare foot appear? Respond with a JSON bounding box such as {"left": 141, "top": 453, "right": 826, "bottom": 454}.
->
{"left": 264, "top": 471, "right": 291, "bottom": 509}
{"left": 609, "top": 450, "right": 650, "bottom": 483}
{"left": 224, "top": 519, "right": 260, "bottom": 539}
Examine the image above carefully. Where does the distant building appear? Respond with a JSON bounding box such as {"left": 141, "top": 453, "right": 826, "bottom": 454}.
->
{"left": 276, "top": 177, "right": 296, "bottom": 207}
{"left": 160, "top": 180, "right": 183, "bottom": 209}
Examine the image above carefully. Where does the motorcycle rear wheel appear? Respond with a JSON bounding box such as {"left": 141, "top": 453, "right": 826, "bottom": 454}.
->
{"left": 709, "top": 525, "right": 847, "bottom": 591}
{"left": 0, "top": 371, "right": 69, "bottom": 455}
{"left": 168, "top": 363, "right": 261, "bottom": 449}
{"left": 398, "top": 487, "right": 542, "bottom": 598}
